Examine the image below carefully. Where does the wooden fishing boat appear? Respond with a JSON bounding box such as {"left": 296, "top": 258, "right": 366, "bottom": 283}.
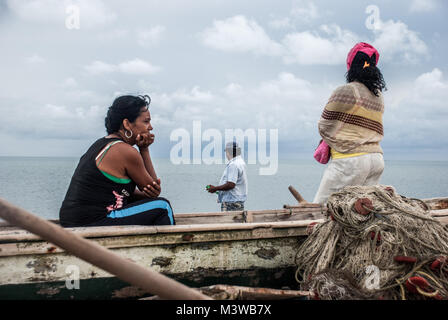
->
{"left": 0, "top": 197, "right": 447, "bottom": 300}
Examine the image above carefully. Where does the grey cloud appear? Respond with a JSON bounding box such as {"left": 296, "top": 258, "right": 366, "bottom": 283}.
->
{"left": 0, "top": 0, "right": 446, "bottom": 160}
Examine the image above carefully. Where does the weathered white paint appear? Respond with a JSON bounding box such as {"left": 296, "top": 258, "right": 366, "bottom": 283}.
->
{"left": 0, "top": 237, "right": 301, "bottom": 286}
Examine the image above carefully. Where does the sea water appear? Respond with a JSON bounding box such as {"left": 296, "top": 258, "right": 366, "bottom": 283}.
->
{"left": 0, "top": 156, "right": 447, "bottom": 220}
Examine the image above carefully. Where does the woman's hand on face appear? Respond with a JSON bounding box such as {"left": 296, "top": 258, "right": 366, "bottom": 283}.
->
{"left": 142, "top": 178, "right": 161, "bottom": 198}
{"left": 136, "top": 133, "right": 155, "bottom": 150}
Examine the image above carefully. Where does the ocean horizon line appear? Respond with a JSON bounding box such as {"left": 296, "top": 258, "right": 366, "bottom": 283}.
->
{"left": 1, "top": 155, "right": 447, "bottom": 163}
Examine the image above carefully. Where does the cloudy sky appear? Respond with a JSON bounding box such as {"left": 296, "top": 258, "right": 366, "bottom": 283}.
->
{"left": 0, "top": 0, "right": 447, "bottom": 160}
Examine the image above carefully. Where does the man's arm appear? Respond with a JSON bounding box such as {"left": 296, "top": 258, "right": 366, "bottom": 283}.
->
{"left": 207, "top": 163, "right": 238, "bottom": 193}
{"left": 207, "top": 182, "right": 235, "bottom": 193}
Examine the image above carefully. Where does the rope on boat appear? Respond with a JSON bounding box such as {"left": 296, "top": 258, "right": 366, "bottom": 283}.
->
{"left": 294, "top": 185, "right": 448, "bottom": 300}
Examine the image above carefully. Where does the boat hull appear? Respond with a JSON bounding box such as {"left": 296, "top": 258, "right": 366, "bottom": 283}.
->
{"left": 0, "top": 222, "right": 310, "bottom": 299}
{"left": 1, "top": 197, "right": 446, "bottom": 300}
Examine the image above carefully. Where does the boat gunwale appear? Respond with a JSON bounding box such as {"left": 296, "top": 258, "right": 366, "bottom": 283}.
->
{"left": 0, "top": 196, "right": 446, "bottom": 243}
{"left": 0, "top": 219, "right": 325, "bottom": 243}
{"left": 0, "top": 204, "right": 324, "bottom": 228}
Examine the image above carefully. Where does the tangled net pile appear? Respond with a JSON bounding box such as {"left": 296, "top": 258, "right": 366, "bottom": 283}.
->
{"left": 295, "top": 185, "right": 448, "bottom": 300}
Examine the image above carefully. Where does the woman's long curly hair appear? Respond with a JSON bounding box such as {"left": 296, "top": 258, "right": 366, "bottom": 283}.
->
{"left": 346, "top": 51, "right": 387, "bottom": 97}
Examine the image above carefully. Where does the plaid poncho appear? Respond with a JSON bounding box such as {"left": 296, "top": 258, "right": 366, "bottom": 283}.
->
{"left": 318, "top": 81, "right": 384, "bottom": 154}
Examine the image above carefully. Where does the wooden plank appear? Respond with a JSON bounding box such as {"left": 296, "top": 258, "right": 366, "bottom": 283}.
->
{"left": 436, "top": 216, "right": 448, "bottom": 224}
{"left": 0, "top": 220, "right": 324, "bottom": 243}
{"left": 0, "top": 208, "right": 318, "bottom": 229}
{"left": 431, "top": 209, "right": 448, "bottom": 217}
{"left": 252, "top": 210, "right": 325, "bottom": 222}
{"left": 0, "top": 197, "right": 445, "bottom": 240}
{"left": 145, "top": 284, "right": 313, "bottom": 300}
{"left": 1, "top": 206, "right": 445, "bottom": 243}
{"left": 243, "top": 211, "right": 254, "bottom": 223}
{"left": 283, "top": 204, "right": 323, "bottom": 209}
{"left": 175, "top": 208, "right": 324, "bottom": 225}
{"left": 288, "top": 185, "right": 308, "bottom": 204}
{"left": 426, "top": 199, "right": 448, "bottom": 210}
{"left": 0, "top": 225, "right": 159, "bottom": 242}
{"left": 175, "top": 213, "right": 244, "bottom": 225}
{"left": 0, "top": 197, "right": 444, "bottom": 229}
{"left": 0, "top": 223, "right": 312, "bottom": 257}
{"left": 198, "top": 284, "right": 313, "bottom": 300}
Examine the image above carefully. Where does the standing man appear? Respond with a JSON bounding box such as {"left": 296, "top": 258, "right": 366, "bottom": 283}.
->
{"left": 207, "top": 142, "right": 248, "bottom": 211}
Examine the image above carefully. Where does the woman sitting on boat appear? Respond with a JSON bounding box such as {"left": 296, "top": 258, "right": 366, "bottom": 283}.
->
{"left": 313, "top": 42, "right": 387, "bottom": 204}
{"left": 59, "top": 95, "right": 175, "bottom": 227}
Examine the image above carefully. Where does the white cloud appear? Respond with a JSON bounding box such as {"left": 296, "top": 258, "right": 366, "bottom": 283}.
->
{"left": 412, "top": 68, "right": 448, "bottom": 109}
{"left": 224, "top": 83, "right": 243, "bottom": 96}
{"left": 25, "top": 54, "right": 45, "bottom": 64}
{"left": 372, "top": 19, "right": 429, "bottom": 63}
{"left": 269, "top": 0, "right": 322, "bottom": 30}
{"left": 153, "top": 69, "right": 448, "bottom": 151}
{"left": 1, "top": 0, "right": 444, "bottom": 159}
{"left": 171, "top": 86, "right": 214, "bottom": 103}
{"left": 137, "top": 26, "right": 166, "bottom": 47}
{"left": 200, "top": 15, "right": 283, "bottom": 56}
{"left": 98, "top": 26, "right": 166, "bottom": 46}
{"left": 7, "top": 0, "right": 116, "bottom": 28}
{"left": 150, "top": 72, "right": 329, "bottom": 142}
{"left": 410, "top": 0, "right": 439, "bottom": 12}
{"left": 291, "top": 0, "right": 320, "bottom": 22}
{"left": 84, "top": 59, "right": 160, "bottom": 76}
{"left": 387, "top": 68, "right": 448, "bottom": 112}
{"left": 202, "top": 13, "right": 429, "bottom": 66}
{"left": 84, "top": 60, "right": 116, "bottom": 75}
{"left": 97, "top": 28, "right": 129, "bottom": 41}
{"left": 7, "top": 0, "right": 62, "bottom": 21}
{"left": 384, "top": 68, "right": 448, "bottom": 147}
{"left": 282, "top": 24, "right": 358, "bottom": 65}
{"left": 61, "top": 77, "right": 78, "bottom": 88}
{"left": 117, "top": 59, "right": 161, "bottom": 75}
{"left": 0, "top": 102, "right": 106, "bottom": 139}
{"left": 268, "top": 17, "right": 294, "bottom": 30}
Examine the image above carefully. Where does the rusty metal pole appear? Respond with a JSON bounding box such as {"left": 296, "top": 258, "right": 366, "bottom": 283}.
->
{"left": 0, "top": 198, "right": 211, "bottom": 300}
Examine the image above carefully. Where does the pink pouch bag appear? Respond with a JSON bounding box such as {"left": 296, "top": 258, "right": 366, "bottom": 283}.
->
{"left": 314, "top": 140, "right": 330, "bottom": 164}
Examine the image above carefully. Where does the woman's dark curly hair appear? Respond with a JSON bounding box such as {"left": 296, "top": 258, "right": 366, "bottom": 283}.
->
{"left": 105, "top": 95, "right": 151, "bottom": 134}
{"left": 346, "top": 51, "right": 387, "bottom": 97}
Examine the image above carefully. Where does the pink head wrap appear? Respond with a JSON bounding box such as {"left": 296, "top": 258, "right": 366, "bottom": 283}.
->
{"left": 346, "top": 42, "right": 380, "bottom": 71}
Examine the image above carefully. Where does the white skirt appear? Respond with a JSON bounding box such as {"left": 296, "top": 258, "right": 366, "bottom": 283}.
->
{"left": 313, "top": 153, "right": 385, "bottom": 204}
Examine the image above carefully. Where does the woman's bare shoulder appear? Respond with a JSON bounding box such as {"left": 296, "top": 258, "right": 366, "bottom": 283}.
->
{"left": 109, "top": 142, "right": 140, "bottom": 160}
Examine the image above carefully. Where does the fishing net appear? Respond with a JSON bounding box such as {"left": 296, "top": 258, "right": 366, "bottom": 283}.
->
{"left": 295, "top": 185, "right": 448, "bottom": 300}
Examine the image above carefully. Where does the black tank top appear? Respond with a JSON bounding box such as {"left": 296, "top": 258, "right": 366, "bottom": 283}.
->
{"left": 59, "top": 137, "right": 137, "bottom": 227}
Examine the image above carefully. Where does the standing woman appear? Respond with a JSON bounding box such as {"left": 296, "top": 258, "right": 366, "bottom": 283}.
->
{"left": 60, "top": 95, "right": 175, "bottom": 227}
{"left": 313, "top": 42, "right": 387, "bottom": 204}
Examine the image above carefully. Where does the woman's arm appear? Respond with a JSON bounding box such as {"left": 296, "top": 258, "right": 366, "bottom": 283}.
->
{"left": 130, "top": 188, "right": 159, "bottom": 201}
{"left": 318, "top": 84, "right": 356, "bottom": 151}
{"left": 117, "top": 144, "right": 161, "bottom": 198}
{"left": 136, "top": 133, "right": 158, "bottom": 181}
{"left": 139, "top": 148, "right": 158, "bottom": 181}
